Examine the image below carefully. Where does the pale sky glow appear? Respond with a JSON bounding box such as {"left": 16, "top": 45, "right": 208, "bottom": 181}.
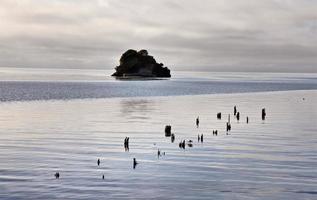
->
{"left": 0, "top": 0, "right": 317, "bottom": 72}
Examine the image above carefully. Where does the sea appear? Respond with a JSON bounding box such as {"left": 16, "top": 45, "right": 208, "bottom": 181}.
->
{"left": 0, "top": 67, "right": 316, "bottom": 199}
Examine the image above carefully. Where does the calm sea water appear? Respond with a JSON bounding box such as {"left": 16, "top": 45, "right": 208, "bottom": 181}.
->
{"left": 0, "top": 68, "right": 317, "bottom": 199}
{"left": 0, "top": 68, "right": 316, "bottom": 102}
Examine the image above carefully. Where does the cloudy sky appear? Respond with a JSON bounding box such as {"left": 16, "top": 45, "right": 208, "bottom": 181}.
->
{"left": 0, "top": 0, "right": 317, "bottom": 72}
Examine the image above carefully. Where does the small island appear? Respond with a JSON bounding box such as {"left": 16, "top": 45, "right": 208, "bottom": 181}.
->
{"left": 112, "top": 49, "right": 171, "bottom": 78}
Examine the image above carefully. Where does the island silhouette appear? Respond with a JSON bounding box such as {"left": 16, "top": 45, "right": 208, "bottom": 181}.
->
{"left": 112, "top": 49, "right": 171, "bottom": 78}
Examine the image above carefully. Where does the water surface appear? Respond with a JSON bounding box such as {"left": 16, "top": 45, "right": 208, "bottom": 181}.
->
{"left": 0, "top": 68, "right": 317, "bottom": 199}
{"left": 0, "top": 69, "right": 316, "bottom": 102}
{"left": 0, "top": 90, "right": 316, "bottom": 199}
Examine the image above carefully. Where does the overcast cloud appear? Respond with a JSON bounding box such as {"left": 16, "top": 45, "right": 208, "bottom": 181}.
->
{"left": 0, "top": 0, "right": 317, "bottom": 72}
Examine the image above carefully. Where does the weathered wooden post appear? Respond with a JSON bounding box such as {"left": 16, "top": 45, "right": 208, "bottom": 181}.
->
{"left": 262, "top": 108, "right": 266, "bottom": 120}
{"left": 165, "top": 125, "right": 171, "bottom": 137}
{"left": 234, "top": 106, "right": 237, "bottom": 116}
{"left": 217, "top": 112, "right": 222, "bottom": 120}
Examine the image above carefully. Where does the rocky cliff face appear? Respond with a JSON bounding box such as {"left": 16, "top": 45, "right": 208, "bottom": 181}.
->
{"left": 112, "top": 49, "right": 171, "bottom": 78}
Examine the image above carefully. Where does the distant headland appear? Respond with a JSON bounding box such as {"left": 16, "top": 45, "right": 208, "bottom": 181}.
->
{"left": 111, "top": 49, "right": 171, "bottom": 78}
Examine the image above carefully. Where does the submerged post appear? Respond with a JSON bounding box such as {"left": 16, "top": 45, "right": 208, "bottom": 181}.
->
{"left": 165, "top": 125, "right": 172, "bottom": 137}
{"left": 217, "top": 113, "right": 222, "bottom": 120}
{"left": 262, "top": 108, "right": 266, "bottom": 120}
{"left": 196, "top": 117, "right": 200, "bottom": 128}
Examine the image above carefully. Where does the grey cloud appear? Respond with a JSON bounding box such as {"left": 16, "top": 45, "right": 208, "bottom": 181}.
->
{"left": 0, "top": 0, "right": 316, "bottom": 72}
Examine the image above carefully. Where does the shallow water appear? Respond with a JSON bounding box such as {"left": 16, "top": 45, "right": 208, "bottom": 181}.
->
{"left": 0, "top": 90, "right": 316, "bottom": 199}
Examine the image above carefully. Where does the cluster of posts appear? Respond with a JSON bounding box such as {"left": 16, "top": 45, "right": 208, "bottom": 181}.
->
{"left": 54, "top": 107, "right": 267, "bottom": 179}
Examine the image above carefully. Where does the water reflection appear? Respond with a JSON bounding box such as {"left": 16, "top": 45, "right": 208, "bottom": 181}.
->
{"left": 119, "top": 99, "right": 155, "bottom": 120}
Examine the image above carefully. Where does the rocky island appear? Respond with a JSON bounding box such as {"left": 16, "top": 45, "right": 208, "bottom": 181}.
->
{"left": 112, "top": 49, "right": 171, "bottom": 78}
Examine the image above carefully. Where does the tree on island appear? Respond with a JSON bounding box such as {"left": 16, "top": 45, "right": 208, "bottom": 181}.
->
{"left": 112, "top": 49, "right": 171, "bottom": 78}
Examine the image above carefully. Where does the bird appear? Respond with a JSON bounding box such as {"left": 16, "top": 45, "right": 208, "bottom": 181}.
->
{"left": 97, "top": 159, "right": 100, "bottom": 166}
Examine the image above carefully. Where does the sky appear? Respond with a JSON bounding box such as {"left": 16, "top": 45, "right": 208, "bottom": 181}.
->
{"left": 0, "top": 0, "right": 317, "bottom": 72}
